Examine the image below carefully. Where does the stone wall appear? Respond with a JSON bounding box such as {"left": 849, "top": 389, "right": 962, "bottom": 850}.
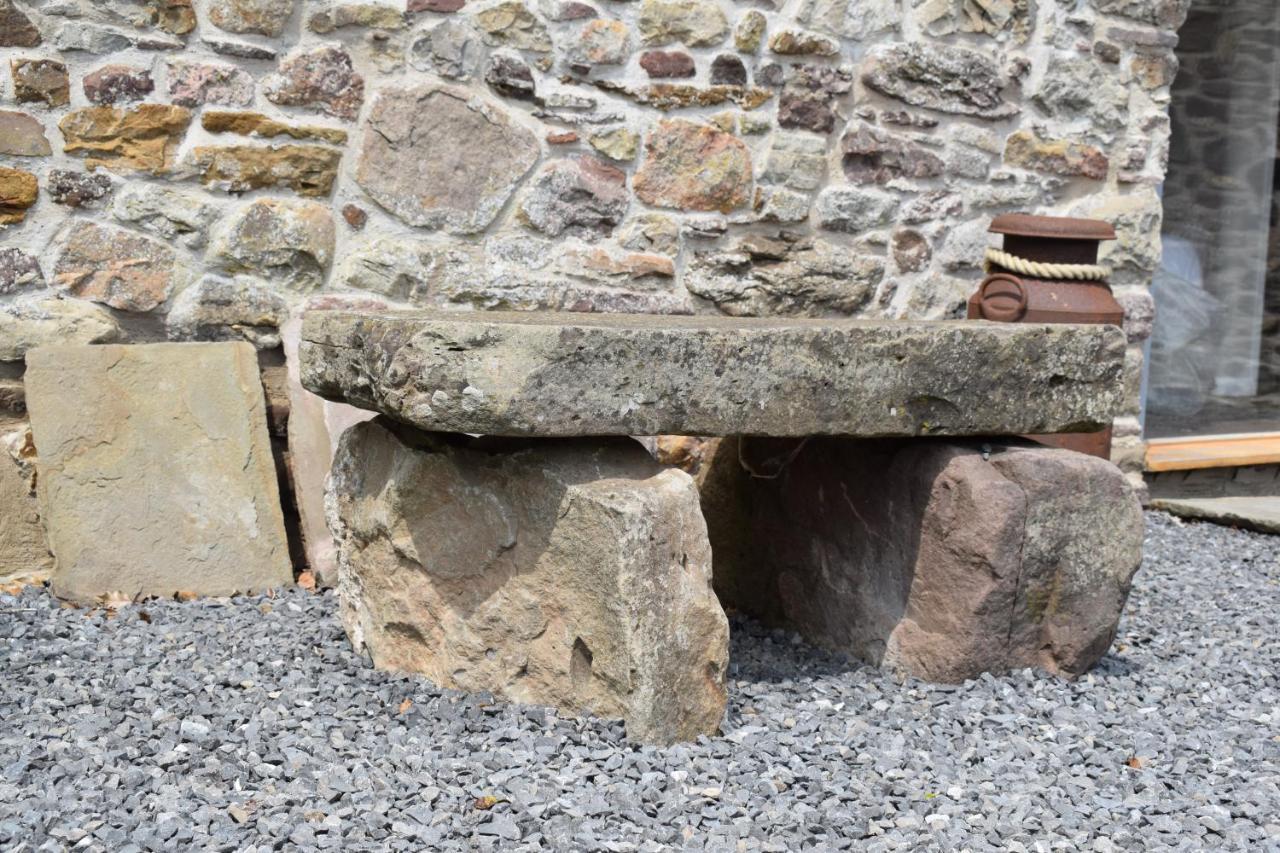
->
{"left": 0, "top": 0, "right": 1189, "bottom": 497}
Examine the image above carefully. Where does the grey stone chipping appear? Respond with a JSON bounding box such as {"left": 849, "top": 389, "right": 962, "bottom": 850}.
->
{"left": 1, "top": 512, "right": 1277, "bottom": 850}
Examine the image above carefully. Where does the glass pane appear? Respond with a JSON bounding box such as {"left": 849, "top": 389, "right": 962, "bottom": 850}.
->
{"left": 1146, "top": 0, "right": 1280, "bottom": 439}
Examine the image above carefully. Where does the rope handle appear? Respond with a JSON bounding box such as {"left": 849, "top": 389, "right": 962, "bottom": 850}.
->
{"left": 984, "top": 248, "right": 1110, "bottom": 282}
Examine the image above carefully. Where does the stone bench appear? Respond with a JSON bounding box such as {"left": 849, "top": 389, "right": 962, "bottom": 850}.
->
{"left": 301, "top": 309, "right": 1140, "bottom": 744}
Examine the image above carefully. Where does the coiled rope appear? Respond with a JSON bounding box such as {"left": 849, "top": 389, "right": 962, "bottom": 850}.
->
{"left": 984, "top": 248, "right": 1110, "bottom": 281}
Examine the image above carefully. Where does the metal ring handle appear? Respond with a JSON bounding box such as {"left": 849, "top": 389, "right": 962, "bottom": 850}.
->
{"left": 977, "top": 273, "right": 1028, "bottom": 322}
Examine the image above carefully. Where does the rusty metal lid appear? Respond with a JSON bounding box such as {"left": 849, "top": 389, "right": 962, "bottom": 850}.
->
{"left": 989, "top": 213, "right": 1116, "bottom": 241}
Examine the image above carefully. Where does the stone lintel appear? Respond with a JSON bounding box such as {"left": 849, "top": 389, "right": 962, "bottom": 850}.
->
{"left": 301, "top": 309, "right": 1127, "bottom": 438}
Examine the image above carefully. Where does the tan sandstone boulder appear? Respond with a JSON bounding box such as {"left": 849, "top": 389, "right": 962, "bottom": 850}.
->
{"left": 328, "top": 419, "right": 730, "bottom": 744}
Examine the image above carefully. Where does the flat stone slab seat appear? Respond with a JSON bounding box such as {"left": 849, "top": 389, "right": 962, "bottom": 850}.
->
{"left": 304, "top": 309, "right": 1137, "bottom": 742}
{"left": 328, "top": 419, "right": 729, "bottom": 745}
{"left": 300, "top": 309, "right": 1127, "bottom": 438}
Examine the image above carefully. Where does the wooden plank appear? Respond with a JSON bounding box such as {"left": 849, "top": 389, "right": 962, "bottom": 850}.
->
{"left": 1145, "top": 432, "right": 1280, "bottom": 472}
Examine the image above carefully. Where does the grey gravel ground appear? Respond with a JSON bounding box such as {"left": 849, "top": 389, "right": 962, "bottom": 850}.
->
{"left": 2, "top": 511, "right": 1278, "bottom": 852}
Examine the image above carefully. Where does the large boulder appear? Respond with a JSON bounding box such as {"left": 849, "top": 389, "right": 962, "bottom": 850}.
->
{"left": 702, "top": 437, "right": 1144, "bottom": 682}
{"left": 24, "top": 343, "right": 292, "bottom": 604}
{"left": 300, "top": 309, "right": 1127, "bottom": 438}
{"left": 327, "top": 418, "right": 730, "bottom": 744}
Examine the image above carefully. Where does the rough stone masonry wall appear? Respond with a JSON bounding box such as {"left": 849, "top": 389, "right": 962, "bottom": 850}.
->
{"left": 0, "top": 0, "right": 1190, "bottom": 492}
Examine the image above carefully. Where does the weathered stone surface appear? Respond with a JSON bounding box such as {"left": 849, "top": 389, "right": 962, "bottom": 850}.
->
{"left": 768, "top": 29, "right": 838, "bottom": 56}
{"left": 46, "top": 22, "right": 121, "bottom": 54}
{"left": 841, "top": 123, "right": 946, "bottom": 184}
{"left": 334, "top": 236, "right": 475, "bottom": 303}
{"left": 595, "top": 79, "right": 771, "bottom": 111}
{"left": 484, "top": 53, "right": 536, "bottom": 100}
{"left": 776, "top": 63, "right": 852, "bottom": 133}
{"left": 82, "top": 65, "right": 155, "bottom": 105}
{"left": 815, "top": 186, "right": 898, "bottom": 232}
{"left": 1004, "top": 130, "right": 1109, "bottom": 180}
{"left": 639, "top": 49, "right": 695, "bottom": 78}
{"left": 860, "top": 42, "right": 1018, "bottom": 119}
{"left": 201, "top": 111, "right": 348, "bottom": 145}
{"left": 411, "top": 0, "right": 466, "bottom": 9}
{"left": 0, "top": 248, "right": 43, "bottom": 295}
{"left": 519, "top": 155, "right": 628, "bottom": 237}
{"left": 0, "top": 426, "right": 51, "bottom": 584}
{"left": 150, "top": 0, "right": 198, "bottom": 33}
{"left": 210, "top": 199, "right": 335, "bottom": 291}
{"left": 264, "top": 44, "right": 365, "bottom": 121}
{"left": 734, "top": 9, "right": 766, "bottom": 52}
{"left": 189, "top": 144, "right": 342, "bottom": 197}
{"left": 474, "top": 1, "right": 552, "bottom": 52}
{"left": 569, "top": 19, "right": 630, "bottom": 67}
{"left": 638, "top": 0, "right": 727, "bottom": 47}
{"left": 892, "top": 228, "right": 931, "bottom": 273}
{"left": 0, "top": 296, "right": 122, "bottom": 362}
{"left": 797, "top": 0, "right": 897, "bottom": 40}
{"left": 634, "top": 119, "right": 751, "bottom": 213}
{"left": 754, "top": 186, "right": 810, "bottom": 222}
{"left": 59, "top": 105, "right": 192, "bottom": 175}
{"left": 0, "top": 1, "right": 43, "bottom": 47}
{"left": 428, "top": 236, "right": 683, "bottom": 314}
{"left": 47, "top": 169, "right": 114, "bottom": 208}
{"left": 328, "top": 418, "right": 729, "bottom": 744}
{"left": 53, "top": 0, "right": 197, "bottom": 36}
{"left": 167, "top": 275, "right": 290, "bottom": 347}
{"left": 709, "top": 54, "right": 747, "bottom": 86}
{"left": 202, "top": 35, "right": 278, "bottom": 60}
{"left": 617, "top": 212, "right": 678, "bottom": 254}
{"left": 25, "top": 342, "right": 292, "bottom": 604}
{"left": 309, "top": 3, "right": 406, "bottom": 32}
{"left": 12, "top": 59, "right": 71, "bottom": 108}
{"left": 1032, "top": 58, "right": 1127, "bottom": 131}
{"left": 408, "top": 19, "right": 481, "bottom": 80}
{"left": 704, "top": 438, "right": 1142, "bottom": 682}
{"left": 761, "top": 132, "right": 825, "bottom": 190}
{"left": 280, "top": 310, "right": 378, "bottom": 587}
{"left": 112, "top": 183, "right": 220, "bottom": 247}
{"left": 686, "top": 238, "right": 885, "bottom": 316}
{"left": 916, "top": 0, "right": 1031, "bottom": 40}
{"left": 51, "top": 222, "right": 184, "bottom": 312}
{"left": 0, "top": 111, "right": 52, "bottom": 157}
{"left": 341, "top": 203, "right": 368, "bottom": 229}
{"left": 588, "top": 126, "right": 639, "bottom": 161}
{"left": 1091, "top": 0, "right": 1190, "bottom": 29}
{"left": 166, "top": 59, "right": 255, "bottom": 107}
{"left": 0, "top": 168, "right": 38, "bottom": 225}
{"left": 208, "top": 0, "right": 296, "bottom": 37}
{"left": 301, "top": 309, "right": 1128, "bottom": 437}
{"left": 354, "top": 84, "right": 539, "bottom": 233}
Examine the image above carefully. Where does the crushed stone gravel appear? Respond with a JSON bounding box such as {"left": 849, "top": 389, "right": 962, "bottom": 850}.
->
{"left": 1, "top": 512, "right": 1277, "bottom": 851}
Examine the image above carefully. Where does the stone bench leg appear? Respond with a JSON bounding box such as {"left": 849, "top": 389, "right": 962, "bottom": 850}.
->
{"left": 701, "top": 437, "right": 1144, "bottom": 684}
{"left": 326, "top": 418, "right": 729, "bottom": 745}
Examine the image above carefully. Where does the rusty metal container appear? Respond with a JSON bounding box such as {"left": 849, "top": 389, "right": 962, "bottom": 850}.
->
{"left": 968, "top": 213, "right": 1122, "bottom": 458}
